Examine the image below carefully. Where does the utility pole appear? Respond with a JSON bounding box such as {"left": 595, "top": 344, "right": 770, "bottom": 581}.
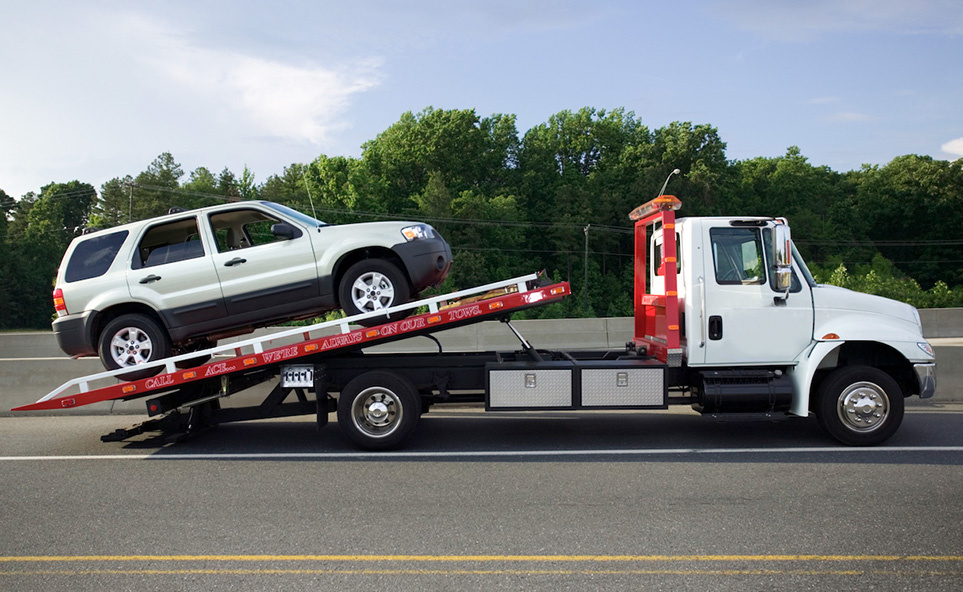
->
{"left": 583, "top": 223, "right": 590, "bottom": 314}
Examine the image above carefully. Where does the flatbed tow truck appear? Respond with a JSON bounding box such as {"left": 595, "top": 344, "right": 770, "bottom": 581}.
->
{"left": 15, "top": 195, "right": 936, "bottom": 449}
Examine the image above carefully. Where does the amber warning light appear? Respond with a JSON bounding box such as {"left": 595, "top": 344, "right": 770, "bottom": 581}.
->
{"left": 628, "top": 195, "right": 682, "bottom": 221}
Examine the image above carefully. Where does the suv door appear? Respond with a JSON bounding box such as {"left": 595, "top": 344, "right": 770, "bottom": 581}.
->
{"left": 207, "top": 206, "right": 322, "bottom": 319}
{"left": 126, "top": 216, "right": 228, "bottom": 333}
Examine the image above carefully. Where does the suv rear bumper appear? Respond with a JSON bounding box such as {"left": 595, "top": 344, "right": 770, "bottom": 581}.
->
{"left": 52, "top": 311, "right": 98, "bottom": 357}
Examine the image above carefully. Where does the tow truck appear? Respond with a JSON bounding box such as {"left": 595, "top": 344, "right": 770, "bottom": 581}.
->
{"left": 15, "top": 194, "right": 937, "bottom": 448}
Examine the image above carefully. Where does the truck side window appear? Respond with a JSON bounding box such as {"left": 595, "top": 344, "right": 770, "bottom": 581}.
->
{"left": 134, "top": 218, "right": 205, "bottom": 269}
{"left": 654, "top": 233, "right": 682, "bottom": 276}
{"left": 710, "top": 227, "right": 765, "bottom": 285}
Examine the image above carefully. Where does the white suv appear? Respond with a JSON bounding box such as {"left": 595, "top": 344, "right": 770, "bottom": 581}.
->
{"left": 52, "top": 201, "right": 452, "bottom": 378}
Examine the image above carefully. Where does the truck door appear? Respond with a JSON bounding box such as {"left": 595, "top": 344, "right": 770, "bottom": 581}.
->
{"left": 697, "top": 223, "right": 813, "bottom": 366}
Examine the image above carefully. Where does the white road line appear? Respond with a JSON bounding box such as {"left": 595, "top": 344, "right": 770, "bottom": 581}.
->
{"left": 1, "top": 446, "right": 962, "bottom": 461}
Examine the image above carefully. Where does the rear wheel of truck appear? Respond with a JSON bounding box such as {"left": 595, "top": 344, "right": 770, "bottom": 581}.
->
{"left": 337, "top": 371, "right": 420, "bottom": 450}
{"left": 98, "top": 313, "right": 172, "bottom": 381}
{"left": 814, "top": 365, "right": 904, "bottom": 446}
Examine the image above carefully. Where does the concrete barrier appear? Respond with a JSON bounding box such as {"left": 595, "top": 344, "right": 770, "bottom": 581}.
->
{"left": 2, "top": 311, "right": 960, "bottom": 415}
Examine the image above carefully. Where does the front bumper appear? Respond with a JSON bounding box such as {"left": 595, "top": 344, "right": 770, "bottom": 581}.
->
{"left": 392, "top": 237, "right": 453, "bottom": 290}
{"left": 914, "top": 363, "right": 937, "bottom": 399}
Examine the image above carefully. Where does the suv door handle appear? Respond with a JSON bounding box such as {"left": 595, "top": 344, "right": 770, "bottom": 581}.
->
{"left": 224, "top": 257, "right": 247, "bottom": 267}
{"left": 138, "top": 274, "right": 162, "bottom": 284}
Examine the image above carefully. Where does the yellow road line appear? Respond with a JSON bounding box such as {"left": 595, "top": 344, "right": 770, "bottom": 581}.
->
{"left": 2, "top": 568, "right": 963, "bottom": 577}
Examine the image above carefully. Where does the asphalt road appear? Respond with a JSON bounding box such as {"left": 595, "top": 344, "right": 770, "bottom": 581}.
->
{"left": 2, "top": 404, "right": 962, "bottom": 591}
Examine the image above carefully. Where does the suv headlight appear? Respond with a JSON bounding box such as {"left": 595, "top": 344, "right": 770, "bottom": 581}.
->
{"left": 401, "top": 224, "right": 435, "bottom": 241}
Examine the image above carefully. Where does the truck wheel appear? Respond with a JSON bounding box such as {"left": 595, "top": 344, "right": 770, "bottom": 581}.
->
{"left": 814, "top": 366, "right": 904, "bottom": 446}
{"left": 338, "top": 259, "right": 411, "bottom": 327}
{"left": 338, "top": 371, "right": 420, "bottom": 450}
{"left": 98, "top": 313, "right": 172, "bottom": 381}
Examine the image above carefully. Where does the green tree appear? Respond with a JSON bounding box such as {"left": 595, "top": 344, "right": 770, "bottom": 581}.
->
{"left": 130, "top": 152, "right": 185, "bottom": 219}
{"left": 517, "top": 108, "right": 656, "bottom": 315}
{"left": 729, "top": 147, "right": 862, "bottom": 268}
{"left": 2, "top": 181, "right": 96, "bottom": 328}
{"left": 850, "top": 155, "right": 963, "bottom": 288}
{"left": 24, "top": 181, "right": 97, "bottom": 252}
{"left": 361, "top": 107, "right": 519, "bottom": 215}
{"left": 217, "top": 167, "right": 241, "bottom": 201}
{"left": 260, "top": 163, "right": 310, "bottom": 211}
{"left": 0, "top": 188, "right": 14, "bottom": 240}
{"left": 239, "top": 165, "right": 258, "bottom": 201}
{"left": 90, "top": 176, "right": 133, "bottom": 228}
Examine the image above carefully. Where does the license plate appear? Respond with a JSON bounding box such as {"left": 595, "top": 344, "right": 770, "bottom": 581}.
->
{"left": 281, "top": 365, "right": 314, "bottom": 388}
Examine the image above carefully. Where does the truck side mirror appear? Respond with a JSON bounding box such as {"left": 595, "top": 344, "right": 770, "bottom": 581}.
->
{"left": 773, "top": 223, "right": 792, "bottom": 292}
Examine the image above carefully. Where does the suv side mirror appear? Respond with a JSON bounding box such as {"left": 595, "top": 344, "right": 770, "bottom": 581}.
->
{"left": 271, "top": 222, "right": 302, "bottom": 240}
{"left": 773, "top": 223, "right": 792, "bottom": 292}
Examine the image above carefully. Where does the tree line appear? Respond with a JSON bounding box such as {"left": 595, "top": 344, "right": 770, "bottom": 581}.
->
{"left": 2, "top": 106, "right": 963, "bottom": 330}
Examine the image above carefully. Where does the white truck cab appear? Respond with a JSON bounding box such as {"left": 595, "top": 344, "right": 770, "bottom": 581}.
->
{"left": 649, "top": 208, "right": 936, "bottom": 444}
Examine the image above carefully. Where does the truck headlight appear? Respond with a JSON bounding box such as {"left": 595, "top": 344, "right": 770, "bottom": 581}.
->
{"left": 917, "top": 341, "right": 935, "bottom": 357}
{"left": 401, "top": 224, "right": 435, "bottom": 241}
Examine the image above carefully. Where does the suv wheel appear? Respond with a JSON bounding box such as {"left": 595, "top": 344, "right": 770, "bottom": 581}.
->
{"left": 98, "top": 313, "right": 172, "bottom": 380}
{"left": 338, "top": 259, "right": 411, "bottom": 327}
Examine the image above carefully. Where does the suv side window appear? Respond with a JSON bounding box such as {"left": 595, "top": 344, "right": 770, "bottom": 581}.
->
{"left": 64, "top": 230, "right": 129, "bottom": 282}
{"left": 133, "top": 218, "right": 205, "bottom": 269}
{"left": 208, "top": 208, "right": 294, "bottom": 253}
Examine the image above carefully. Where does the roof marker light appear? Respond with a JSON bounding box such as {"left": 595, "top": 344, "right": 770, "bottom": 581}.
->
{"left": 629, "top": 195, "right": 682, "bottom": 221}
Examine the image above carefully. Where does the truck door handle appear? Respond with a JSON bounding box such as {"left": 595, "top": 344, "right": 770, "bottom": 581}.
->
{"left": 224, "top": 257, "right": 247, "bottom": 267}
{"left": 708, "top": 315, "right": 723, "bottom": 340}
{"left": 138, "top": 274, "right": 162, "bottom": 284}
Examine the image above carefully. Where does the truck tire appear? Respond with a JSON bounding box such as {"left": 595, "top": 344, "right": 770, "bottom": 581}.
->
{"left": 98, "top": 313, "right": 172, "bottom": 381}
{"left": 814, "top": 365, "right": 904, "bottom": 446}
{"left": 337, "top": 371, "right": 420, "bottom": 450}
{"left": 338, "top": 259, "right": 411, "bottom": 327}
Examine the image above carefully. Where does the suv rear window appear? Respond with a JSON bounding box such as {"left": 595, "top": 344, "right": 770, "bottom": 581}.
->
{"left": 64, "top": 230, "right": 129, "bottom": 282}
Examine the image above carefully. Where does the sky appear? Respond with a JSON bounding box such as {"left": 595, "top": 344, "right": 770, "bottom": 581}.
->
{"left": 2, "top": 0, "right": 962, "bottom": 200}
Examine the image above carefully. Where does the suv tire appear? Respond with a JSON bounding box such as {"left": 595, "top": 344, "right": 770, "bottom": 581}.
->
{"left": 338, "top": 259, "right": 411, "bottom": 327}
{"left": 98, "top": 313, "right": 172, "bottom": 381}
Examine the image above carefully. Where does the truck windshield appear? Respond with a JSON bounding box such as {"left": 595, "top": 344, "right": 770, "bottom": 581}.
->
{"left": 792, "top": 243, "right": 817, "bottom": 287}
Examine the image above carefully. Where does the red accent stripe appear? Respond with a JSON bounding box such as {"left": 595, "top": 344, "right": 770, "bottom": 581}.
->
{"left": 14, "top": 283, "right": 571, "bottom": 412}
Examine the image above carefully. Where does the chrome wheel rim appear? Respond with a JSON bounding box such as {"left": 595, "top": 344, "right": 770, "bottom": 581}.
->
{"left": 837, "top": 381, "right": 890, "bottom": 433}
{"left": 350, "top": 386, "right": 402, "bottom": 438}
{"left": 109, "top": 327, "right": 154, "bottom": 367}
{"left": 350, "top": 271, "right": 395, "bottom": 312}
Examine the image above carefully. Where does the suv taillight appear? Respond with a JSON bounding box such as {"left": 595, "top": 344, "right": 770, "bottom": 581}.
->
{"left": 53, "top": 288, "right": 68, "bottom": 317}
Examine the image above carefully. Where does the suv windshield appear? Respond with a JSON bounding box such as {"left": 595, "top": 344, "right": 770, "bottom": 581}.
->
{"left": 262, "top": 202, "right": 326, "bottom": 227}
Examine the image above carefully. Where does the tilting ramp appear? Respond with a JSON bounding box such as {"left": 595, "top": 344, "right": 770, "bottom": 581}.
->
{"left": 14, "top": 274, "right": 570, "bottom": 412}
